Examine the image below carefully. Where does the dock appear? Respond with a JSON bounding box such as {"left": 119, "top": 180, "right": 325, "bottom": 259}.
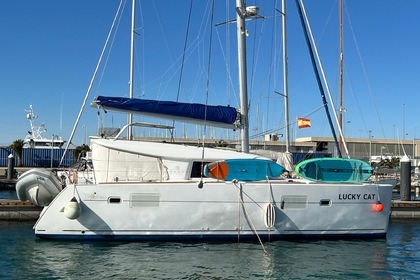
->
{"left": 0, "top": 200, "right": 42, "bottom": 221}
{"left": 390, "top": 200, "right": 420, "bottom": 219}
{"left": 0, "top": 199, "right": 419, "bottom": 221}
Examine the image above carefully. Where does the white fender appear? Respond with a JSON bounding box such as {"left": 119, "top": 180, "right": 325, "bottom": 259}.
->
{"left": 264, "top": 203, "right": 276, "bottom": 228}
{"left": 63, "top": 197, "right": 82, "bottom": 220}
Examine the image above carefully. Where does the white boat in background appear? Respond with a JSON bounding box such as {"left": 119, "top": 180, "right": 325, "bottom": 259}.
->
{"left": 19, "top": 0, "right": 393, "bottom": 241}
{"left": 16, "top": 105, "right": 67, "bottom": 206}
{"left": 23, "top": 105, "right": 65, "bottom": 149}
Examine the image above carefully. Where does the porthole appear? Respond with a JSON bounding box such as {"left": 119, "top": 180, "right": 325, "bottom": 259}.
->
{"left": 319, "top": 199, "right": 331, "bottom": 206}
{"left": 108, "top": 197, "right": 122, "bottom": 204}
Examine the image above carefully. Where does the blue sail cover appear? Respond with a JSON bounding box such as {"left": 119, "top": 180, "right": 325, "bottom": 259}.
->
{"left": 91, "top": 96, "right": 239, "bottom": 129}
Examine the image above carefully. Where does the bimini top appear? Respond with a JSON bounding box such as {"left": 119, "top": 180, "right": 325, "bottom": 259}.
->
{"left": 91, "top": 96, "right": 240, "bottom": 129}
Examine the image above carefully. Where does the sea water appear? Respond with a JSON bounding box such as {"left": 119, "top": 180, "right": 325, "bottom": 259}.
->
{"left": 0, "top": 220, "right": 419, "bottom": 279}
{"left": 0, "top": 189, "right": 17, "bottom": 200}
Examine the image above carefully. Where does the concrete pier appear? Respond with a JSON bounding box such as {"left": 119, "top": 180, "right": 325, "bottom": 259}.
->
{"left": 0, "top": 200, "right": 42, "bottom": 221}
{"left": 390, "top": 200, "right": 420, "bottom": 219}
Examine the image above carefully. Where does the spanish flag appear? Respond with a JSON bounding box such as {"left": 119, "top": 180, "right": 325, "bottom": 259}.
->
{"left": 297, "top": 117, "right": 311, "bottom": 129}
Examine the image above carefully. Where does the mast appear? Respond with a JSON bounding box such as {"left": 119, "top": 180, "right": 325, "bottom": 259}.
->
{"left": 26, "top": 105, "right": 37, "bottom": 137}
{"left": 338, "top": 0, "right": 344, "bottom": 152}
{"left": 127, "top": 0, "right": 136, "bottom": 140}
{"left": 282, "top": 0, "right": 291, "bottom": 152}
{"left": 295, "top": 0, "right": 342, "bottom": 158}
{"left": 236, "top": 0, "right": 249, "bottom": 153}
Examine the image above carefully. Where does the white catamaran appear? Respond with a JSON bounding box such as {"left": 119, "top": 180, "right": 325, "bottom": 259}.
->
{"left": 18, "top": 0, "right": 393, "bottom": 241}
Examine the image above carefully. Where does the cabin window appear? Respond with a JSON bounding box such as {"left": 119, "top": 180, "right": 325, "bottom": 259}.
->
{"left": 108, "top": 197, "right": 122, "bottom": 204}
{"left": 319, "top": 199, "right": 331, "bottom": 206}
{"left": 130, "top": 193, "right": 160, "bottom": 207}
{"left": 280, "top": 195, "right": 307, "bottom": 210}
{"left": 190, "top": 161, "right": 211, "bottom": 178}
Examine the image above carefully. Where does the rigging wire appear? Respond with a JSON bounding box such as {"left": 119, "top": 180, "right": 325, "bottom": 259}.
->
{"left": 149, "top": 1, "right": 212, "bottom": 105}
{"left": 225, "top": 2, "right": 232, "bottom": 107}
{"left": 250, "top": 104, "right": 325, "bottom": 139}
{"left": 250, "top": 16, "right": 271, "bottom": 138}
{"left": 214, "top": 26, "right": 238, "bottom": 106}
{"left": 59, "top": 0, "right": 125, "bottom": 166}
{"left": 249, "top": 12, "right": 266, "bottom": 106}
{"left": 198, "top": 0, "right": 215, "bottom": 189}
{"left": 175, "top": 0, "right": 194, "bottom": 103}
{"left": 137, "top": 0, "right": 145, "bottom": 98}
{"left": 344, "top": 5, "right": 388, "bottom": 141}
{"left": 171, "top": 0, "right": 194, "bottom": 137}
{"left": 95, "top": 7, "right": 125, "bottom": 95}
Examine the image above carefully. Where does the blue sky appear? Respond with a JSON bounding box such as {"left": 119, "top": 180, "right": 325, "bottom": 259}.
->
{"left": 0, "top": 0, "right": 418, "bottom": 147}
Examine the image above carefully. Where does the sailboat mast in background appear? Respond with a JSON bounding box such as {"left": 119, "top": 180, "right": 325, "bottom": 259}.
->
{"left": 282, "top": 0, "right": 291, "bottom": 152}
{"left": 127, "top": 0, "right": 136, "bottom": 140}
{"left": 338, "top": 0, "right": 344, "bottom": 151}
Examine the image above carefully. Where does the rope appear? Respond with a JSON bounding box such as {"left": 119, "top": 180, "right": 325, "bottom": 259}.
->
{"left": 233, "top": 180, "right": 267, "bottom": 254}
{"left": 73, "top": 181, "right": 77, "bottom": 199}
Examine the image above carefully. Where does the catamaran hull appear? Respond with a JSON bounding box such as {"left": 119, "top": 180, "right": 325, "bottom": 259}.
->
{"left": 34, "top": 181, "right": 393, "bottom": 240}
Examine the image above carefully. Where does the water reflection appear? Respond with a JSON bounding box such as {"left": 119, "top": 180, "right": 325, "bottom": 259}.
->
{"left": 0, "top": 220, "right": 419, "bottom": 279}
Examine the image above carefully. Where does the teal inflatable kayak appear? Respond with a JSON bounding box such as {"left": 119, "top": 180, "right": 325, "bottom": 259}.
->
{"left": 295, "top": 158, "right": 373, "bottom": 183}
